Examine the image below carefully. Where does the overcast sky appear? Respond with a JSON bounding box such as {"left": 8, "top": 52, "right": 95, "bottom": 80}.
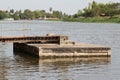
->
{"left": 0, "top": 0, "right": 120, "bottom": 14}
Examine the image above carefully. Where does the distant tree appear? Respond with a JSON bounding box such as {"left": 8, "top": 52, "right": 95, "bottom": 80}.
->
{"left": 74, "top": 10, "right": 83, "bottom": 17}
{"left": 49, "top": 7, "right": 52, "bottom": 13}
{"left": 39, "top": 10, "right": 46, "bottom": 18}
{"left": 77, "top": 10, "right": 82, "bottom": 15}
{"left": 10, "top": 9, "right": 14, "bottom": 13}
{"left": 0, "top": 10, "right": 7, "bottom": 19}
{"left": 83, "top": 7, "right": 93, "bottom": 17}
{"left": 33, "top": 10, "right": 41, "bottom": 19}
{"left": 52, "top": 10, "right": 62, "bottom": 18}
{"left": 62, "top": 13, "right": 69, "bottom": 18}
{"left": 45, "top": 13, "right": 49, "bottom": 18}
{"left": 13, "top": 11, "right": 20, "bottom": 20}
{"left": 23, "top": 9, "right": 35, "bottom": 19}
{"left": 81, "top": 1, "right": 120, "bottom": 17}
{"left": 0, "top": 9, "right": 70, "bottom": 20}
{"left": 73, "top": 14, "right": 79, "bottom": 18}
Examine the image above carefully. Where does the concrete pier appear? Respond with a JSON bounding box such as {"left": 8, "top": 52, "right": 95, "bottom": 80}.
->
{"left": 13, "top": 34, "right": 111, "bottom": 58}
{"left": 13, "top": 43, "right": 111, "bottom": 58}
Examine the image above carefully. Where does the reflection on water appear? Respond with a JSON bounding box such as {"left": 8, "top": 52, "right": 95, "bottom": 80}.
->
{"left": 11, "top": 52, "right": 110, "bottom": 80}
{"left": 39, "top": 57, "right": 110, "bottom": 66}
{"left": 0, "top": 45, "right": 7, "bottom": 80}
{"left": 0, "top": 60, "right": 7, "bottom": 80}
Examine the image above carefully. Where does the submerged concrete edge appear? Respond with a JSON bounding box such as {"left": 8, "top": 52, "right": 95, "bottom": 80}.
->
{"left": 13, "top": 43, "right": 111, "bottom": 58}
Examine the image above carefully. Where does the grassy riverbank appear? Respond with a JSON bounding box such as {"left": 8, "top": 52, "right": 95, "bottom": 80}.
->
{"left": 62, "top": 17, "right": 120, "bottom": 23}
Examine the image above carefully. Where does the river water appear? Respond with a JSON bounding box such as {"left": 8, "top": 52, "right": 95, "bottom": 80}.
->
{"left": 0, "top": 21, "right": 120, "bottom": 80}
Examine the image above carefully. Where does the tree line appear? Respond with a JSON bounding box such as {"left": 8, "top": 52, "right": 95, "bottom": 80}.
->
{"left": 0, "top": 1, "right": 120, "bottom": 20}
{"left": 73, "top": 1, "right": 120, "bottom": 18}
{"left": 0, "top": 8, "right": 69, "bottom": 20}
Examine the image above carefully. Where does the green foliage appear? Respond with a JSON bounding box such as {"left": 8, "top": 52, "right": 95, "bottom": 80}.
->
{"left": 0, "top": 8, "right": 66, "bottom": 20}
{"left": 13, "top": 12, "right": 20, "bottom": 20}
{"left": 63, "top": 1, "right": 120, "bottom": 23}
{"left": 0, "top": 11, "right": 8, "bottom": 19}
{"left": 63, "top": 17, "right": 120, "bottom": 23}
{"left": 52, "top": 11, "right": 62, "bottom": 19}
{"left": 33, "top": 10, "right": 41, "bottom": 19}
{"left": 77, "top": 1, "right": 120, "bottom": 18}
{"left": 22, "top": 9, "right": 35, "bottom": 19}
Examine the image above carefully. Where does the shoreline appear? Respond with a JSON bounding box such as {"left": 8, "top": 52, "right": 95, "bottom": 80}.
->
{"left": 0, "top": 18, "right": 120, "bottom": 23}
{"left": 62, "top": 17, "right": 120, "bottom": 23}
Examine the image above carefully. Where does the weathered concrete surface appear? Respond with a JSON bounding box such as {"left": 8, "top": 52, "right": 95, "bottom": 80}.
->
{"left": 0, "top": 34, "right": 68, "bottom": 44}
{"left": 13, "top": 43, "right": 111, "bottom": 58}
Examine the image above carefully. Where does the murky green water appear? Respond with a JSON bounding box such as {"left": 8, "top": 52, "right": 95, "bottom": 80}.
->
{"left": 0, "top": 21, "right": 120, "bottom": 80}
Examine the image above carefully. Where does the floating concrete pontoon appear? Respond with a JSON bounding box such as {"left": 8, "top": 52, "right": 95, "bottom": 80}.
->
{"left": 13, "top": 34, "right": 111, "bottom": 58}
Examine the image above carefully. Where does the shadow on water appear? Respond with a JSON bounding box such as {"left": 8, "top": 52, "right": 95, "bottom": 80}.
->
{"left": 0, "top": 45, "right": 8, "bottom": 80}
{"left": 13, "top": 52, "right": 39, "bottom": 66}
{"left": 13, "top": 51, "right": 111, "bottom": 68}
{"left": 13, "top": 51, "right": 111, "bottom": 80}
